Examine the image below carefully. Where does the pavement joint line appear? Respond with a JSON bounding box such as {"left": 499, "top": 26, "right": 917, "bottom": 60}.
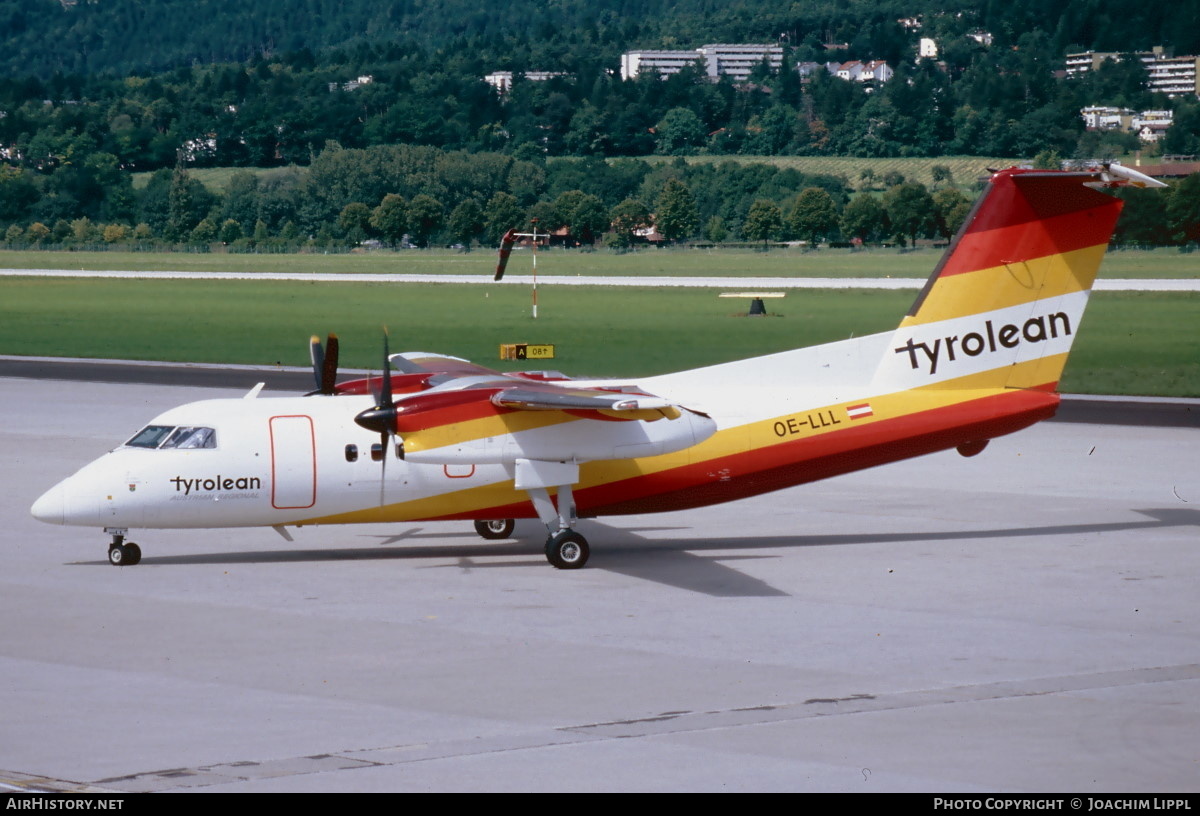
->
{"left": 43, "top": 662, "right": 1200, "bottom": 792}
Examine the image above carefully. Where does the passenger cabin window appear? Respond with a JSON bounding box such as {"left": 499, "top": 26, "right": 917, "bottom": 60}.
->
{"left": 345, "top": 444, "right": 358, "bottom": 462}
{"left": 125, "top": 425, "right": 217, "bottom": 449}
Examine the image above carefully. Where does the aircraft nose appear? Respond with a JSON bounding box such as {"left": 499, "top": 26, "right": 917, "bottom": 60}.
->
{"left": 31, "top": 482, "right": 66, "bottom": 525}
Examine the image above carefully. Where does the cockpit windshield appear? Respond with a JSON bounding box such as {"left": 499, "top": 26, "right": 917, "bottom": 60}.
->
{"left": 125, "top": 425, "right": 217, "bottom": 449}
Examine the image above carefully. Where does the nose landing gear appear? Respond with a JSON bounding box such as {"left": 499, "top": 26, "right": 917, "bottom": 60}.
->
{"left": 105, "top": 528, "right": 142, "bottom": 566}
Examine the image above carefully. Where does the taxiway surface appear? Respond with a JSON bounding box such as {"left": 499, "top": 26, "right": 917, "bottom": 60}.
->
{"left": 2, "top": 375, "right": 1197, "bottom": 792}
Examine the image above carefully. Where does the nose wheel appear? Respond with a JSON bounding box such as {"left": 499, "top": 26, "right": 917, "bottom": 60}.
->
{"left": 106, "top": 529, "right": 142, "bottom": 566}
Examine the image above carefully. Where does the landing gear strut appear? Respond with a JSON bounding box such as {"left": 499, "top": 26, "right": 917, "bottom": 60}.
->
{"left": 518, "top": 461, "right": 590, "bottom": 569}
{"left": 105, "top": 528, "right": 141, "bottom": 567}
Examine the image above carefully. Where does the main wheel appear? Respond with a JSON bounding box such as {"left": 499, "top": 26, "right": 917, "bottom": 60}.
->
{"left": 474, "top": 519, "right": 516, "bottom": 540}
{"left": 545, "top": 530, "right": 589, "bottom": 570}
{"left": 123, "top": 542, "right": 142, "bottom": 566}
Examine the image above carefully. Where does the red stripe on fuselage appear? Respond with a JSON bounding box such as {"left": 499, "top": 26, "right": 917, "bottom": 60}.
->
{"left": 430, "top": 386, "right": 1061, "bottom": 522}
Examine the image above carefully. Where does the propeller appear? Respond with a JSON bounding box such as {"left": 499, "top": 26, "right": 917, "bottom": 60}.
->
{"left": 353, "top": 330, "right": 400, "bottom": 504}
{"left": 308, "top": 333, "right": 340, "bottom": 395}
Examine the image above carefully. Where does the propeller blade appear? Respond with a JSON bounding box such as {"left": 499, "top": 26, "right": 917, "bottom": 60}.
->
{"left": 380, "top": 328, "right": 393, "bottom": 406}
{"left": 321, "top": 333, "right": 339, "bottom": 395}
{"left": 308, "top": 333, "right": 340, "bottom": 395}
{"left": 309, "top": 335, "right": 325, "bottom": 392}
{"left": 379, "top": 431, "right": 389, "bottom": 506}
{"left": 352, "top": 328, "right": 399, "bottom": 507}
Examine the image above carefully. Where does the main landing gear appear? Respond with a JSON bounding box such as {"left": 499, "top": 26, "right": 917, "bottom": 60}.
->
{"left": 105, "top": 528, "right": 141, "bottom": 567}
{"left": 518, "top": 459, "right": 590, "bottom": 570}
{"left": 473, "top": 519, "right": 516, "bottom": 540}
{"left": 473, "top": 515, "right": 588, "bottom": 568}
{"left": 545, "top": 529, "right": 589, "bottom": 569}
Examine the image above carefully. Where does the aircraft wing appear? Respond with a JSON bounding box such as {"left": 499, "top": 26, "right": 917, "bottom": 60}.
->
{"left": 389, "top": 351, "right": 504, "bottom": 378}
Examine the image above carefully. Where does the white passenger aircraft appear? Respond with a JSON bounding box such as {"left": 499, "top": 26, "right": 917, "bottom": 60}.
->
{"left": 31, "top": 165, "right": 1163, "bottom": 569}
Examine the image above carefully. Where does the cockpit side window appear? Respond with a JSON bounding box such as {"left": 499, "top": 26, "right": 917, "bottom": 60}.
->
{"left": 162, "top": 426, "right": 217, "bottom": 449}
{"left": 126, "top": 425, "right": 175, "bottom": 448}
{"left": 125, "top": 425, "right": 217, "bottom": 449}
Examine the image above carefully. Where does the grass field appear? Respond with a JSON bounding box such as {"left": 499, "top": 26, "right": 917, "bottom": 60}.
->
{"left": 649, "top": 154, "right": 1020, "bottom": 190}
{"left": 136, "top": 156, "right": 1023, "bottom": 194}
{"left": 0, "top": 276, "right": 1196, "bottom": 396}
{"left": 1, "top": 246, "right": 1197, "bottom": 279}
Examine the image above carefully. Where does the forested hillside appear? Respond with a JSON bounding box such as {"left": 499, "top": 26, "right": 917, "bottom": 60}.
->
{"left": 3, "top": 0, "right": 1198, "bottom": 78}
{"left": 1, "top": 0, "right": 1198, "bottom": 248}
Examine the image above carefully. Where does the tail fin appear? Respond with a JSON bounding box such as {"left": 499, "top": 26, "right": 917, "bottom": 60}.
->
{"left": 877, "top": 165, "right": 1164, "bottom": 392}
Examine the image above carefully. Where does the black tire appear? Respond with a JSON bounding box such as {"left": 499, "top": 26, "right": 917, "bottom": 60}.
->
{"left": 108, "top": 544, "right": 126, "bottom": 567}
{"left": 474, "top": 519, "right": 516, "bottom": 540}
{"left": 123, "top": 542, "right": 142, "bottom": 566}
{"left": 545, "top": 530, "right": 589, "bottom": 570}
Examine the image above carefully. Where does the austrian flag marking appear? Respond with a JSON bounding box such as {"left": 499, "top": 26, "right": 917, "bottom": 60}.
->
{"left": 847, "top": 403, "right": 873, "bottom": 420}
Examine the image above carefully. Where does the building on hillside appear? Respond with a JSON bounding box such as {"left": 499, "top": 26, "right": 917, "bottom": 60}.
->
{"left": 328, "top": 75, "right": 374, "bottom": 92}
{"left": 620, "top": 44, "right": 783, "bottom": 81}
{"left": 1079, "top": 105, "right": 1173, "bottom": 143}
{"left": 830, "top": 60, "right": 894, "bottom": 84}
{"left": 1132, "top": 109, "right": 1174, "bottom": 142}
{"left": 620, "top": 50, "right": 705, "bottom": 81}
{"left": 1081, "top": 105, "right": 1135, "bottom": 131}
{"left": 919, "top": 38, "right": 938, "bottom": 60}
{"left": 483, "top": 71, "right": 568, "bottom": 94}
{"left": 1066, "top": 47, "right": 1200, "bottom": 97}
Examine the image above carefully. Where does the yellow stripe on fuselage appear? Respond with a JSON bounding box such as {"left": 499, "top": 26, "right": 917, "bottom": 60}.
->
{"left": 902, "top": 243, "right": 1106, "bottom": 327}
{"left": 301, "top": 356, "right": 1062, "bottom": 526}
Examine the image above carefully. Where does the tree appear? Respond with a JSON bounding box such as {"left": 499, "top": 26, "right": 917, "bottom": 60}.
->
{"left": 447, "top": 198, "right": 484, "bottom": 248}
{"left": 609, "top": 198, "right": 651, "bottom": 245}
{"left": 841, "top": 195, "right": 886, "bottom": 243}
{"left": 219, "top": 219, "right": 243, "bottom": 244}
{"left": 187, "top": 219, "right": 215, "bottom": 244}
{"left": 165, "top": 165, "right": 211, "bottom": 241}
{"left": 654, "top": 108, "right": 706, "bottom": 156}
{"left": 930, "top": 165, "right": 954, "bottom": 188}
{"left": 1166, "top": 173, "right": 1200, "bottom": 245}
{"left": 337, "top": 202, "right": 372, "bottom": 243}
{"left": 703, "top": 216, "right": 728, "bottom": 244}
{"left": 407, "top": 194, "right": 444, "bottom": 248}
{"left": 784, "top": 187, "right": 840, "bottom": 246}
{"left": 26, "top": 222, "right": 50, "bottom": 244}
{"left": 742, "top": 199, "right": 782, "bottom": 246}
{"left": 553, "top": 190, "right": 608, "bottom": 244}
{"left": 370, "top": 193, "right": 408, "bottom": 245}
{"left": 883, "top": 182, "right": 936, "bottom": 246}
{"left": 654, "top": 179, "right": 699, "bottom": 242}
{"left": 932, "top": 188, "right": 972, "bottom": 240}
{"left": 483, "top": 192, "right": 524, "bottom": 246}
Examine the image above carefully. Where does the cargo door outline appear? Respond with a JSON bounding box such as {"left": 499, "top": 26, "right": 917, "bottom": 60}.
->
{"left": 269, "top": 415, "right": 316, "bottom": 509}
